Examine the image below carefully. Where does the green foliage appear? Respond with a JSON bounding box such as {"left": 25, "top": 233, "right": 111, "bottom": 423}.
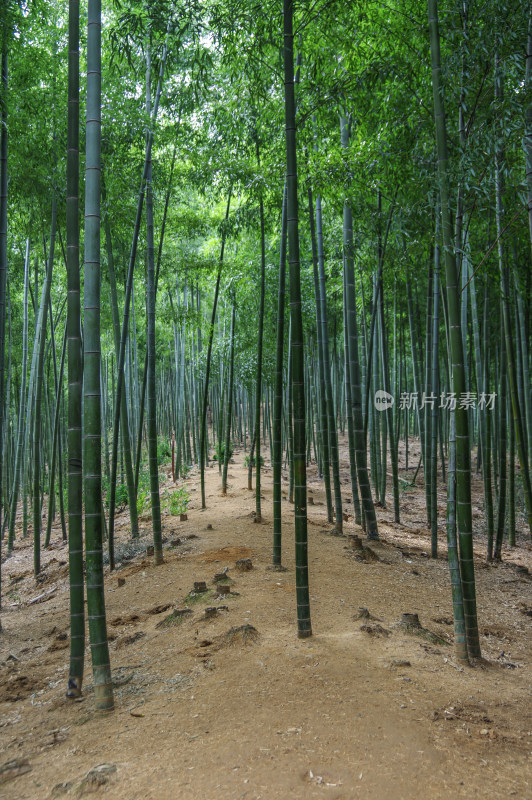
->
{"left": 157, "top": 438, "right": 171, "bottom": 466}
{"left": 179, "top": 463, "right": 192, "bottom": 479}
{"left": 137, "top": 489, "right": 150, "bottom": 517}
{"left": 115, "top": 483, "right": 129, "bottom": 507}
{"left": 213, "top": 441, "right": 233, "bottom": 462}
{"left": 103, "top": 476, "right": 129, "bottom": 508}
{"left": 168, "top": 486, "right": 190, "bottom": 516}
{"left": 184, "top": 588, "right": 213, "bottom": 606}
{"left": 244, "top": 454, "right": 264, "bottom": 469}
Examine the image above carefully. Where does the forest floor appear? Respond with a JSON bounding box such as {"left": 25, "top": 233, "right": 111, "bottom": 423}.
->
{"left": 1, "top": 436, "right": 532, "bottom": 800}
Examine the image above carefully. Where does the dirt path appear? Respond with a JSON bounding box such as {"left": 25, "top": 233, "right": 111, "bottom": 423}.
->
{"left": 1, "top": 441, "right": 531, "bottom": 799}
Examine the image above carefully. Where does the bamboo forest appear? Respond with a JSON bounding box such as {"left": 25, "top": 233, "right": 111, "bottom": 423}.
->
{"left": 0, "top": 0, "right": 531, "bottom": 797}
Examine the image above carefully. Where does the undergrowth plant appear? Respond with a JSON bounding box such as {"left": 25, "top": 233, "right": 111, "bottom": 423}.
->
{"left": 167, "top": 485, "right": 190, "bottom": 516}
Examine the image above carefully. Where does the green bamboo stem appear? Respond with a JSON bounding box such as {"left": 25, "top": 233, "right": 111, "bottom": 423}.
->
{"left": 44, "top": 323, "right": 67, "bottom": 548}
{"left": 306, "top": 167, "right": 334, "bottom": 527}
{"left": 284, "top": 0, "right": 311, "bottom": 637}
{"left": 101, "top": 176, "right": 139, "bottom": 538}
{"left": 222, "top": 303, "right": 235, "bottom": 495}
{"left": 317, "top": 192, "right": 346, "bottom": 526}
{"left": 200, "top": 188, "right": 232, "bottom": 509}
{"left": 341, "top": 116, "right": 378, "bottom": 540}
{"left": 524, "top": 2, "right": 532, "bottom": 249}
{"left": 255, "top": 137, "right": 265, "bottom": 523}
{"left": 66, "top": 0, "right": 84, "bottom": 699}
{"left": 272, "top": 182, "right": 287, "bottom": 566}
{"left": 481, "top": 284, "right": 494, "bottom": 560}
{"left": 430, "top": 215, "right": 441, "bottom": 558}
{"left": 145, "top": 40, "right": 163, "bottom": 565}
{"left": 377, "top": 249, "right": 400, "bottom": 522}
{"left": 428, "top": 0, "right": 480, "bottom": 659}
{"left": 8, "top": 239, "right": 30, "bottom": 552}
{"left": 0, "top": 52, "right": 7, "bottom": 611}
{"left": 33, "top": 198, "right": 56, "bottom": 577}
{"left": 494, "top": 333, "right": 507, "bottom": 562}
{"left": 446, "top": 411, "right": 468, "bottom": 662}
{"left": 84, "top": 0, "right": 113, "bottom": 712}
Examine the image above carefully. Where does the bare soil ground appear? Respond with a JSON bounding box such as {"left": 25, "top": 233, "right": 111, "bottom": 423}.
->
{"left": 1, "top": 437, "right": 532, "bottom": 799}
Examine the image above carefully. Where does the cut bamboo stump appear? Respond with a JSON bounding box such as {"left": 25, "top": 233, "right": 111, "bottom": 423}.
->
{"left": 396, "top": 613, "right": 447, "bottom": 645}
{"left": 399, "top": 613, "right": 421, "bottom": 630}
{"left": 347, "top": 535, "right": 364, "bottom": 552}
{"left": 347, "top": 535, "right": 380, "bottom": 562}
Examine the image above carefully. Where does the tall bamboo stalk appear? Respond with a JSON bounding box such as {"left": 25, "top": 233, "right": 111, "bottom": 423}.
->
{"left": 33, "top": 199, "right": 56, "bottom": 576}
{"left": 430, "top": 214, "right": 440, "bottom": 558}
{"left": 0, "top": 49, "right": 6, "bottom": 617}
{"left": 65, "top": 0, "right": 84, "bottom": 698}
{"left": 428, "top": 0, "right": 480, "bottom": 659}
{"left": 222, "top": 302, "right": 235, "bottom": 495}
{"left": 284, "top": 0, "right": 311, "bottom": 637}
{"left": 255, "top": 137, "right": 266, "bottom": 523}
{"left": 145, "top": 40, "right": 163, "bottom": 564}
{"left": 84, "top": 0, "right": 113, "bottom": 712}
{"left": 102, "top": 176, "right": 139, "bottom": 538}
{"left": 307, "top": 168, "right": 335, "bottom": 528}
{"left": 200, "top": 189, "right": 232, "bottom": 509}
{"left": 8, "top": 239, "right": 30, "bottom": 552}
{"left": 272, "top": 183, "right": 287, "bottom": 566}
{"left": 341, "top": 116, "right": 378, "bottom": 539}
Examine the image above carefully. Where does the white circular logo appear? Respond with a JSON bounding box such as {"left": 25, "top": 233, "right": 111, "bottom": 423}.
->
{"left": 374, "top": 390, "right": 394, "bottom": 411}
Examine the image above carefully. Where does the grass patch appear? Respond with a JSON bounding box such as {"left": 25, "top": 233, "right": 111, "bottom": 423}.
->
{"left": 184, "top": 589, "right": 214, "bottom": 606}
{"left": 156, "top": 609, "right": 192, "bottom": 628}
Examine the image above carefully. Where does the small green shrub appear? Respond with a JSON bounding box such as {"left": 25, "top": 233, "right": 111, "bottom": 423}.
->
{"left": 169, "top": 486, "right": 190, "bottom": 516}
{"left": 179, "top": 463, "right": 191, "bottom": 479}
{"left": 215, "top": 441, "right": 233, "bottom": 463}
{"left": 137, "top": 470, "right": 151, "bottom": 493}
{"left": 115, "top": 483, "right": 129, "bottom": 507}
{"left": 136, "top": 489, "right": 150, "bottom": 516}
{"left": 157, "top": 439, "right": 171, "bottom": 466}
{"left": 244, "top": 454, "right": 264, "bottom": 468}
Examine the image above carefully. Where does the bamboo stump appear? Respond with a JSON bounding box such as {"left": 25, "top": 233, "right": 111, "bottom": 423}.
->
{"left": 213, "top": 568, "right": 230, "bottom": 583}
{"left": 235, "top": 558, "right": 253, "bottom": 572}
{"left": 348, "top": 535, "right": 364, "bottom": 553}
{"left": 398, "top": 613, "right": 422, "bottom": 631}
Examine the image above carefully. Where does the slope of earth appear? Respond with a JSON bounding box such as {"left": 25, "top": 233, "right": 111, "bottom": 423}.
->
{"left": 1, "top": 438, "right": 531, "bottom": 800}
